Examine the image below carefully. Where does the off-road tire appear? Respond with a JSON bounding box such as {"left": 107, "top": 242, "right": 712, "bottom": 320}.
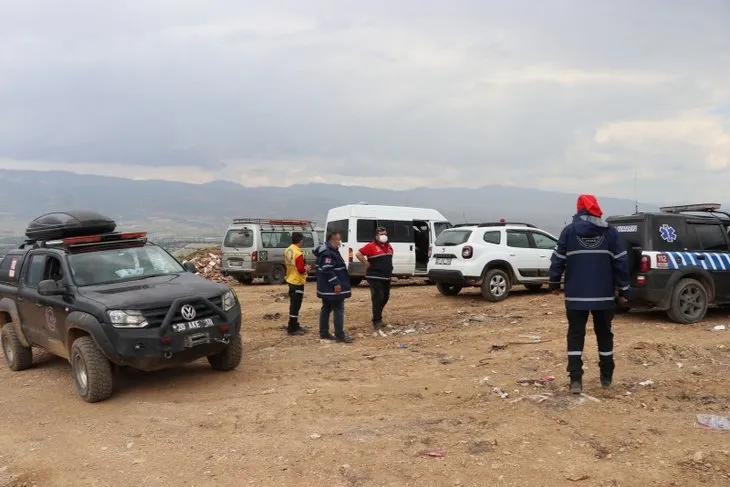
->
{"left": 208, "top": 334, "right": 243, "bottom": 371}
{"left": 350, "top": 277, "right": 363, "bottom": 287}
{"left": 436, "top": 282, "right": 462, "bottom": 296}
{"left": 236, "top": 275, "right": 254, "bottom": 285}
{"left": 524, "top": 283, "right": 543, "bottom": 292}
{"left": 481, "top": 269, "right": 510, "bottom": 302}
{"left": 1, "top": 323, "right": 33, "bottom": 371}
{"left": 266, "top": 265, "right": 286, "bottom": 285}
{"left": 70, "top": 336, "right": 113, "bottom": 403}
{"left": 666, "top": 278, "right": 708, "bottom": 324}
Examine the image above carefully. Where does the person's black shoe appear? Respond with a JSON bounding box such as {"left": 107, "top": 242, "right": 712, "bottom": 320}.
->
{"left": 295, "top": 326, "right": 309, "bottom": 333}
{"left": 569, "top": 379, "right": 583, "bottom": 394}
{"left": 319, "top": 333, "right": 335, "bottom": 340}
{"left": 600, "top": 376, "right": 612, "bottom": 389}
{"left": 335, "top": 335, "right": 354, "bottom": 343}
{"left": 373, "top": 320, "right": 385, "bottom": 330}
{"left": 287, "top": 329, "right": 306, "bottom": 336}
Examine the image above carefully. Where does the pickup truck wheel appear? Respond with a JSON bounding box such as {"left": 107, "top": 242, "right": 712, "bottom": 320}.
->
{"left": 70, "top": 336, "right": 113, "bottom": 403}
{"left": 481, "top": 269, "right": 510, "bottom": 302}
{"left": 436, "top": 282, "right": 462, "bottom": 296}
{"left": 1, "top": 323, "right": 33, "bottom": 371}
{"left": 666, "top": 278, "right": 708, "bottom": 324}
{"left": 208, "top": 334, "right": 243, "bottom": 371}
{"left": 267, "top": 265, "right": 286, "bottom": 285}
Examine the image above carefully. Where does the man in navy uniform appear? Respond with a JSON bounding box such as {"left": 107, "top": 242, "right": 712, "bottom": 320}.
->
{"left": 313, "top": 231, "right": 354, "bottom": 343}
{"left": 549, "top": 194, "right": 630, "bottom": 394}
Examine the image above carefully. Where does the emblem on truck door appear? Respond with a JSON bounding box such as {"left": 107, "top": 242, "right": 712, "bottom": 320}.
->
{"left": 181, "top": 304, "right": 197, "bottom": 321}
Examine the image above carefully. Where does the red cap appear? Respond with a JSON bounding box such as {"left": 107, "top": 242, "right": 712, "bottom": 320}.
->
{"left": 577, "top": 194, "right": 602, "bottom": 217}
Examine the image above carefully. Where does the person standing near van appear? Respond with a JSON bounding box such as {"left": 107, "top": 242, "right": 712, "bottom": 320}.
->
{"left": 549, "top": 194, "right": 630, "bottom": 394}
{"left": 355, "top": 226, "right": 394, "bottom": 330}
{"left": 284, "top": 232, "right": 310, "bottom": 335}
{"left": 313, "top": 232, "right": 354, "bottom": 343}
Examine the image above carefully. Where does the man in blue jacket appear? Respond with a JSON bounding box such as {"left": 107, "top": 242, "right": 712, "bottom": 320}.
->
{"left": 549, "top": 194, "right": 630, "bottom": 394}
{"left": 313, "top": 231, "right": 354, "bottom": 343}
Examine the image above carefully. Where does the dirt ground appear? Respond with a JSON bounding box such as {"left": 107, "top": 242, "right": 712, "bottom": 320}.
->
{"left": 1, "top": 281, "right": 729, "bottom": 487}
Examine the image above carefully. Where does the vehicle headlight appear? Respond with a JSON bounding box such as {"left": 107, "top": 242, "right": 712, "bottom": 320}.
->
{"left": 221, "top": 290, "right": 236, "bottom": 311}
{"left": 108, "top": 310, "right": 149, "bottom": 328}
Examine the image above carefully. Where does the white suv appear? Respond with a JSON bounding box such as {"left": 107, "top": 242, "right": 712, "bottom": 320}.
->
{"left": 426, "top": 222, "right": 559, "bottom": 301}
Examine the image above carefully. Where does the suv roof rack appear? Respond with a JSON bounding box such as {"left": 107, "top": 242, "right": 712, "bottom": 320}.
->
{"left": 232, "top": 218, "right": 313, "bottom": 227}
{"left": 659, "top": 203, "right": 722, "bottom": 214}
{"left": 452, "top": 222, "right": 536, "bottom": 228}
{"left": 24, "top": 232, "right": 148, "bottom": 250}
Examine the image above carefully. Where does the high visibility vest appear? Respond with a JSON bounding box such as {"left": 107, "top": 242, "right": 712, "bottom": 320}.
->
{"left": 284, "top": 244, "right": 306, "bottom": 285}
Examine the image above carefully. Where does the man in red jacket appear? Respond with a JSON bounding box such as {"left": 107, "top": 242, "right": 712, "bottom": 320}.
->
{"left": 356, "top": 226, "right": 394, "bottom": 330}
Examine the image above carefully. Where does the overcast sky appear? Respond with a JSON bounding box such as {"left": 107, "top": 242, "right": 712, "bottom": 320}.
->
{"left": 1, "top": 0, "right": 729, "bottom": 202}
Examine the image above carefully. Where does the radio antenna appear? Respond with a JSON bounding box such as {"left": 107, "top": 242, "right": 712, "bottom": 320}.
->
{"left": 634, "top": 166, "right": 639, "bottom": 214}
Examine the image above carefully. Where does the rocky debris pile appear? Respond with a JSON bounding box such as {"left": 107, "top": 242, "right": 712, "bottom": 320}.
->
{"left": 181, "top": 247, "right": 233, "bottom": 283}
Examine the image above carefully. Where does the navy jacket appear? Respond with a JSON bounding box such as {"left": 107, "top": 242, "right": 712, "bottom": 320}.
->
{"left": 549, "top": 211, "right": 630, "bottom": 310}
{"left": 313, "top": 242, "right": 352, "bottom": 301}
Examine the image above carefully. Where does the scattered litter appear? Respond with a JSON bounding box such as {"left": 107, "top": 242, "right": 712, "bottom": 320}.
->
{"left": 516, "top": 376, "right": 555, "bottom": 386}
{"left": 397, "top": 343, "right": 407, "bottom": 349}
{"left": 566, "top": 474, "right": 590, "bottom": 482}
{"left": 518, "top": 334, "right": 541, "bottom": 342}
{"left": 511, "top": 392, "right": 601, "bottom": 406}
{"left": 696, "top": 414, "right": 730, "bottom": 430}
{"left": 424, "top": 449, "right": 445, "bottom": 458}
{"left": 491, "top": 344, "right": 507, "bottom": 352}
{"left": 310, "top": 433, "right": 322, "bottom": 440}
{"left": 439, "top": 356, "right": 456, "bottom": 365}
{"left": 712, "top": 324, "right": 726, "bottom": 331}
{"left": 262, "top": 388, "right": 276, "bottom": 395}
{"left": 638, "top": 380, "right": 654, "bottom": 387}
{"left": 493, "top": 387, "right": 509, "bottom": 399}
{"left": 468, "top": 314, "right": 489, "bottom": 322}
{"left": 365, "top": 355, "right": 377, "bottom": 360}
{"left": 306, "top": 389, "right": 318, "bottom": 394}
{"left": 378, "top": 329, "right": 388, "bottom": 337}
{"left": 676, "top": 362, "right": 684, "bottom": 368}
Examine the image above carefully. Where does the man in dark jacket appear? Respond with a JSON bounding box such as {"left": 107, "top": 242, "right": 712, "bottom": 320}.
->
{"left": 355, "top": 226, "right": 394, "bottom": 330}
{"left": 313, "top": 231, "right": 354, "bottom": 343}
{"left": 549, "top": 194, "right": 630, "bottom": 394}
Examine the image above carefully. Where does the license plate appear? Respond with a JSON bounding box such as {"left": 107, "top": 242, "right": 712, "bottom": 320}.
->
{"left": 436, "top": 257, "right": 451, "bottom": 265}
{"left": 172, "top": 318, "right": 215, "bottom": 333}
{"left": 228, "top": 260, "right": 242, "bottom": 266}
{"left": 185, "top": 332, "right": 211, "bottom": 348}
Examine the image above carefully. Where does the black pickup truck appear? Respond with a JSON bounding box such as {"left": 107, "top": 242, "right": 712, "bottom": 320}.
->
{"left": 0, "top": 211, "right": 243, "bottom": 402}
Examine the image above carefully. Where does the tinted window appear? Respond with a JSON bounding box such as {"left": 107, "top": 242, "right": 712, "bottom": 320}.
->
{"left": 648, "top": 217, "right": 685, "bottom": 252}
{"left": 326, "top": 219, "right": 349, "bottom": 243}
{"left": 507, "top": 231, "right": 530, "bottom": 248}
{"left": 434, "top": 230, "right": 472, "bottom": 246}
{"left": 434, "top": 222, "right": 452, "bottom": 237}
{"left": 68, "top": 245, "right": 184, "bottom": 286}
{"left": 25, "top": 254, "right": 47, "bottom": 287}
{"left": 0, "top": 255, "right": 22, "bottom": 282}
{"left": 260, "top": 231, "right": 292, "bottom": 248}
{"left": 483, "top": 231, "right": 501, "bottom": 245}
{"left": 690, "top": 223, "right": 728, "bottom": 251}
{"left": 531, "top": 232, "right": 557, "bottom": 249}
{"left": 223, "top": 229, "right": 254, "bottom": 248}
{"left": 355, "top": 219, "right": 413, "bottom": 243}
{"left": 300, "top": 232, "right": 315, "bottom": 248}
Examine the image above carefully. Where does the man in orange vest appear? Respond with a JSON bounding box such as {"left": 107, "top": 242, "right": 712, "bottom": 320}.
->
{"left": 284, "top": 232, "right": 310, "bottom": 335}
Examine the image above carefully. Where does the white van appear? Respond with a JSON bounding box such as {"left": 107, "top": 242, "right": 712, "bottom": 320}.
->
{"left": 324, "top": 204, "right": 452, "bottom": 285}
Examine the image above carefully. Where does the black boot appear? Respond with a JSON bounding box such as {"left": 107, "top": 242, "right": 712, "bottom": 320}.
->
{"left": 569, "top": 377, "right": 582, "bottom": 394}
{"left": 600, "top": 375, "right": 612, "bottom": 389}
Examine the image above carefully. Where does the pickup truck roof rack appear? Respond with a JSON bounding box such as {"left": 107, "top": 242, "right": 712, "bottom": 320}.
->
{"left": 20, "top": 232, "right": 148, "bottom": 251}
{"left": 659, "top": 203, "right": 730, "bottom": 220}
{"left": 452, "top": 222, "right": 536, "bottom": 228}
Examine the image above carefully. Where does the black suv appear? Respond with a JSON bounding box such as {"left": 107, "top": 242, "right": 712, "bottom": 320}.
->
{"left": 0, "top": 211, "right": 243, "bottom": 402}
{"left": 606, "top": 204, "right": 730, "bottom": 324}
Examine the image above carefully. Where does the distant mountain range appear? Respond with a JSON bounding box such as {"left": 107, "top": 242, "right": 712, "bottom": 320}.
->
{"left": 0, "top": 168, "right": 664, "bottom": 238}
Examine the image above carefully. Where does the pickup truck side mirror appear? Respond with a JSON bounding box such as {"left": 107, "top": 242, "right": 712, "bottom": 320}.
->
{"left": 38, "top": 279, "right": 66, "bottom": 296}
{"left": 183, "top": 261, "right": 198, "bottom": 273}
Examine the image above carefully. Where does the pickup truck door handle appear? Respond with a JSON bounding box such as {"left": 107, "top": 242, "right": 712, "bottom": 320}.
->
{"left": 410, "top": 245, "right": 413, "bottom": 251}
{"left": 509, "top": 253, "right": 516, "bottom": 257}
{"left": 694, "top": 254, "right": 706, "bottom": 260}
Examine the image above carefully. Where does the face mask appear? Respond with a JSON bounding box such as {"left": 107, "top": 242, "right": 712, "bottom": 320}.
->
{"left": 377, "top": 235, "right": 388, "bottom": 243}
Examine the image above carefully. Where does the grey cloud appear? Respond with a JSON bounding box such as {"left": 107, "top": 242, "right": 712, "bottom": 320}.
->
{"left": 0, "top": 0, "right": 729, "bottom": 200}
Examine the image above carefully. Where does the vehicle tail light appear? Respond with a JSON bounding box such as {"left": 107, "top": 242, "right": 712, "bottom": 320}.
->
{"left": 428, "top": 246, "right": 432, "bottom": 258}
{"left": 160, "top": 336, "right": 173, "bottom": 344}
{"left": 639, "top": 255, "right": 650, "bottom": 273}
{"left": 251, "top": 251, "right": 258, "bottom": 262}
{"left": 219, "top": 324, "right": 231, "bottom": 333}
{"left": 348, "top": 248, "right": 353, "bottom": 263}
{"left": 462, "top": 246, "right": 473, "bottom": 259}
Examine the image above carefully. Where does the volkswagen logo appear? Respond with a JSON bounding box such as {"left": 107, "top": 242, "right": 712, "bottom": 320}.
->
{"left": 180, "top": 304, "right": 197, "bottom": 321}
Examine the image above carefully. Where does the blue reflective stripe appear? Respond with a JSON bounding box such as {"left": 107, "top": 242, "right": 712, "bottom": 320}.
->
{"left": 664, "top": 252, "right": 730, "bottom": 271}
